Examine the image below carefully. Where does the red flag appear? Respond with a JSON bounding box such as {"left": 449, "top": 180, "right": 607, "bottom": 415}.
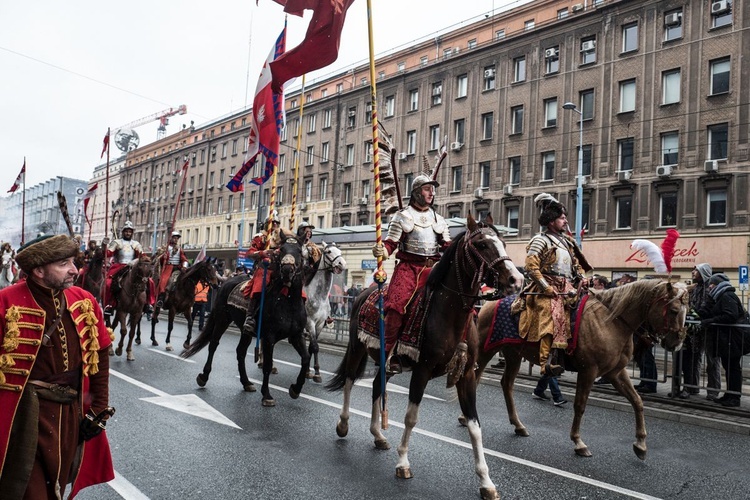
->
{"left": 7, "top": 161, "right": 25, "bottom": 193}
{"left": 195, "top": 241, "right": 208, "bottom": 263}
{"left": 101, "top": 132, "right": 110, "bottom": 158}
{"left": 269, "top": 0, "right": 355, "bottom": 93}
{"left": 83, "top": 183, "right": 98, "bottom": 225}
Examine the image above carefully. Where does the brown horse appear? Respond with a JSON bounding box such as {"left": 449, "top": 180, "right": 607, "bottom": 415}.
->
{"left": 149, "top": 259, "right": 218, "bottom": 351}
{"left": 112, "top": 256, "right": 153, "bottom": 361}
{"left": 80, "top": 245, "right": 105, "bottom": 302}
{"left": 326, "top": 215, "right": 524, "bottom": 500}
{"left": 474, "top": 279, "right": 689, "bottom": 460}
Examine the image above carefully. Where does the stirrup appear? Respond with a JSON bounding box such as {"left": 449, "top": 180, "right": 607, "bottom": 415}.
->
{"left": 543, "top": 360, "right": 564, "bottom": 377}
{"left": 384, "top": 349, "right": 401, "bottom": 376}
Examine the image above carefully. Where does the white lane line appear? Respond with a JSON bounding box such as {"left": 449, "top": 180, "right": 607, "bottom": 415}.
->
{"left": 110, "top": 369, "right": 169, "bottom": 397}
{"left": 108, "top": 470, "right": 150, "bottom": 499}
{"left": 147, "top": 348, "right": 196, "bottom": 362}
{"left": 251, "top": 377, "right": 663, "bottom": 500}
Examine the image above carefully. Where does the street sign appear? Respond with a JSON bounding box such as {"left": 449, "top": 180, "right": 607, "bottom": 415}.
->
{"left": 739, "top": 265, "right": 748, "bottom": 291}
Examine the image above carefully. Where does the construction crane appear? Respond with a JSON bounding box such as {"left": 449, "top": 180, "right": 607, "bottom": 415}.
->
{"left": 112, "top": 105, "right": 188, "bottom": 152}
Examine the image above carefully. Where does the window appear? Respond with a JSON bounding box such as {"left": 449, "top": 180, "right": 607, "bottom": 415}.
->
{"left": 320, "top": 176, "right": 328, "bottom": 200}
{"left": 217, "top": 197, "right": 224, "bottom": 214}
{"left": 232, "top": 139, "right": 238, "bottom": 156}
{"left": 321, "top": 88, "right": 328, "bottom": 98}
{"left": 409, "top": 89, "right": 419, "bottom": 111}
{"left": 468, "top": 38, "right": 477, "bottom": 49}
{"left": 321, "top": 142, "right": 330, "bottom": 163}
{"left": 711, "top": 0, "right": 732, "bottom": 28}
{"left": 323, "top": 109, "right": 332, "bottom": 128}
{"left": 710, "top": 57, "right": 730, "bottom": 95}
{"left": 280, "top": 125, "right": 288, "bottom": 142}
{"left": 431, "top": 82, "right": 442, "bottom": 105}
{"left": 660, "top": 193, "right": 677, "bottom": 227}
{"left": 397, "top": 62, "right": 406, "bottom": 72}
{"left": 364, "top": 141, "right": 373, "bottom": 163}
{"left": 664, "top": 9, "right": 683, "bottom": 41}
{"left": 304, "top": 180, "right": 312, "bottom": 202}
{"left": 343, "top": 183, "right": 351, "bottom": 205}
{"left": 496, "top": 29, "right": 505, "bottom": 39}
{"left": 404, "top": 173, "right": 414, "bottom": 194}
{"left": 513, "top": 56, "right": 526, "bottom": 82}
{"left": 451, "top": 166, "right": 463, "bottom": 192}
{"left": 619, "top": 79, "right": 636, "bottom": 113}
{"left": 305, "top": 146, "right": 315, "bottom": 166}
{"left": 509, "top": 157, "right": 521, "bottom": 185}
{"left": 420, "top": 56, "right": 428, "bottom": 67}
{"left": 524, "top": 20, "right": 535, "bottom": 31}
{"left": 662, "top": 69, "right": 681, "bottom": 104}
{"left": 346, "top": 144, "right": 355, "bottom": 166}
{"left": 363, "top": 102, "right": 372, "bottom": 123}
{"left": 622, "top": 23, "right": 638, "bottom": 53}
{"left": 581, "top": 37, "right": 596, "bottom": 65}
{"left": 291, "top": 119, "right": 300, "bottom": 137}
{"left": 456, "top": 75, "right": 468, "bottom": 98}
{"left": 483, "top": 66, "right": 496, "bottom": 91}
{"left": 307, "top": 113, "right": 316, "bottom": 133}
{"left": 581, "top": 89, "right": 595, "bottom": 120}
{"left": 277, "top": 186, "right": 284, "bottom": 206}
{"left": 507, "top": 206, "right": 519, "bottom": 230}
{"left": 481, "top": 113, "right": 493, "bottom": 140}
{"left": 544, "top": 46, "right": 559, "bottom": 74}
{"left": 707, "top": 190, "right": 727, "bottom": 225}
{"left": 580, "top": 144, "right": 593, "bottom": 176}
{"left": 511, "top": 106, "right": 524, "bottom": 134}
{"left": 544, "top": 98, "right": 557, "bottom": 127}
{"left": 618, "top": 138, "right": 635, "bottom": 171}
{"left": 557, "top": 8, "right": 569, "bottom": 19}
{"left": 661, "top": 132, "right": 679, "bottom": 165}
{"left": 454, "top": 119, "right": 465, "bottom": 144}
{"left": 278, "top": 154, "right": 286, "bottom": 173}
{"left": 336, "top": 83, "right": 343, "bottom": 93}
{"left": 362, "top": 179, "right": 371, "bottom": 198}
{"left": 542, "top": 152, "right": 555, "bottom": 181}
{"left": 347, "top": 107, "right": 356, "bottom": 128}
{"left": 708, "top": 123, "right": 728, "bottom": 160}
{"left": 384, "top": 95, "right": 395, "bottom": 117}
{"left": 406, "top": 130, "right": 417, "bottom": 155}
{"left": 429, "top": 125, "right": 441, "bottom": 150}
{"left": 616, "top": 196, "right": 632, "bottom": 229}
{"left": 479, "top": 162, "right": 491, "bottom": 188}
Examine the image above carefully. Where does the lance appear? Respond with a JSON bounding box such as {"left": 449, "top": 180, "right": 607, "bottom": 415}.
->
{"left": 289, "top": 75, "right": 305, "bottom": 230}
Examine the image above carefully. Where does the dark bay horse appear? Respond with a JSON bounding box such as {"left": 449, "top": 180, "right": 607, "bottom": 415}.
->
{"left": 148, "top": 258, "right": 218, "bottom": 351}
{"left": 182, "top": 236, "right": 310, "bottom": 407}
{"left": 111, "top": 256, "right": 153, "bottom": 361}
{"left": 326, "top": 214, "right": 524, "bottom": 500}
{"left": 81, "top": 245, "right": 105, "bottom": 302}
{"left": 474, "top": 279, "right": 688, "bottom": 460}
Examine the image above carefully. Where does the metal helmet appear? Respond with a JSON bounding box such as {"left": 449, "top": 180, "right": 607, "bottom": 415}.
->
{"left": 296, "top": 221, "right": 315, "bottom": 237}
{"left": 411, "top": 174, "right": 439, "bottom": 206}
{"left": 264, "top": 210, "right": 280, "bottom": 226}
{"left": 122, "top": 221, "right": 135, "bottom": 232}
{"left": 171, "top": 231, "right": 181, "bottom": 238}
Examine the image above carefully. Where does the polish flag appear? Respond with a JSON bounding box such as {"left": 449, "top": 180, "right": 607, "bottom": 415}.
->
{"left": 7, "top": 161, "right": 25, "bottom": 193}
{"left": 83, "top": 183, "right": 98, "bottom": 225}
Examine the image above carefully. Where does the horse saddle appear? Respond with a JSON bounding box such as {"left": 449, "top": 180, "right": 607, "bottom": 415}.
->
{"left": 227, "top": 281, "right": 251, "bottom": 311}
{"left": 166, "top": 270, "right": 180, "bottom": 292}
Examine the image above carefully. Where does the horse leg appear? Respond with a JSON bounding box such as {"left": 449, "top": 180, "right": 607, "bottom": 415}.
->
{"left": 260, "top": 340, "right": 276, "bottom": 406}
{"left": 456, "top": 368, "right": 499, "bottom": 500}
{"left": 336, "top": 379, "right": 354, "bottom": 438}
{"left": 135, "top": 318, "right": 141, "bottom": 345}
{"left": 500, "top": 350, "right": 528, "bottom": 437}
{"left": 114, "top": 314, "right": 125, "bottom": 357}
{"left": 609, "top": 368, "right": 647, "bottom": 460}
{"left": 395, "top": 369, "right": 432, "bottom": 480}
{"left": 308, "top": 330, "right": 322, "bottom": 383}
{"left": 165, "top": 313, "right": 175, "bottom": 351}
{"left": 288, "top": 333, "right": 311, "bottom": 400}
{"left": 184, "top": 313, "right": 194, "bottom": 350}
{"left": 236, "top": 331, "right": 256, "bottom": 392}
{"left": 570, "top": 369, "right": 598, "bottom": 458}
{"left": 369, "top": 371, "right": 390, "bottom": 450}
{"left": 150, "top": 308, "right": 159, "bottom": 346}
{"left": 126, "top": 316, "right": 137, "bottom": 361}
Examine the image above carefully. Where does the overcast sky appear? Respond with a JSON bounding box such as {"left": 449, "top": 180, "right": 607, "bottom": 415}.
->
{"left": 0, "top": 0, "right": 526, "bottom": 193}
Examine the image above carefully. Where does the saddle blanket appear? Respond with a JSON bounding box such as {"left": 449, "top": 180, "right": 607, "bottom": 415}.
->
{"left": 227, "top": 281, "right": 251, "bottom": 311}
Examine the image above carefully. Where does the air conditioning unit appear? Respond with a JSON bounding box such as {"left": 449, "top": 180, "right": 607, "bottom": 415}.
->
{"left": 432, "top": 86, "right": 442, "bottom": 96}
{"left": 450, "top": 142, "right": 463, "bottom": 151}
{"left": 299, "top": 203, "right": 308, "bottom": 212}
{"left": 704, "top": 159, "right": 720, "bottom": 172}
{"left": 347, "top": 110, "right": 356, "bottom": 117}
{"left": 665, "top": 12, "right": 681, "bottom": 26}
{"left": 572, "top": 3, "right": 584, "bottom": 12}
{"left": 484, "top": 69, "right": 496, "bottom": 79}
{"left": 336, "top": 165, "right": 345, "bottom": 171}
{"left": 359, "top": 196, "right": 369, "bottom": 205}
{"left": 581, "top": 40, "right": 596, "bottom": 52}
{"left": 711, "top": 0, "right": 730, "bottom": 15}
{"left": 656, "top": 165, "right": 673, "bottom": 177}
{"left": 398, "top": 152, "right": 408, "bottom": 161}
{"left": 503, "top": 184, "right": 513, "bottom": 195}
{"left": 225, "top": 214, "right": 231, "bottom": 220}
{"left": 473, "top": 188, "right": 484, "bottom": 199}
{"left": 544, "top": 48, "right": 559, "bottom": 58}
{"left": 617, "top": 170, "right": 632, "bottom": 182}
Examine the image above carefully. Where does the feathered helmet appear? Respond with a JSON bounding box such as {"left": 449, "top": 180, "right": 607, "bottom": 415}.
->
{"left": 122, "top": 221, "right": 135, "bottom": 232}
{"left": 264, "top": 210, "right": 280, "bottom": 226}
{"left": 535, "top": 193, "right": 567, "bottom": 226}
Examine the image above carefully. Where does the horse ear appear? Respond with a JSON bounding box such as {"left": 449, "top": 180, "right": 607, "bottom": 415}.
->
{"left": 484, "top": 213, "right": 494, "bottom": 226}
{"left": 467, "top": 213, "right": 478, "bottom": 232}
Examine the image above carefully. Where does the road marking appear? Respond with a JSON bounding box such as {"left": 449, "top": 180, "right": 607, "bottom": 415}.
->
{"left": 108, "top": 471, "right": 150, "bottom": 499}
{"left": 110, "top": 369, "right": 241, "bottom": 429}
{"left": 251, "top": 377, "right": 663, "bottom": 500}
{"left": 147, "top": 348, "right": 196, "bottom": 362}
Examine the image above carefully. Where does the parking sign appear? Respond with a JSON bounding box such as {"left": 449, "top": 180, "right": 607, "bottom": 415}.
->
{"left": 739, "top": 265, "right": 748, "bottom": 291}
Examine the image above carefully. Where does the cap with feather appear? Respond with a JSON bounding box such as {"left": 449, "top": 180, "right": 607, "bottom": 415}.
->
{"left": 534, "top": 193, "right": 567, "bottom": 226}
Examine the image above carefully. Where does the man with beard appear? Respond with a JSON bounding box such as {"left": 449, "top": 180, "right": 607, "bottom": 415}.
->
{"left": 156, "top": 231, "right": 189, "bottom": 308}
{"left": 104, "top": 221, "right": 144, "bottom": 315}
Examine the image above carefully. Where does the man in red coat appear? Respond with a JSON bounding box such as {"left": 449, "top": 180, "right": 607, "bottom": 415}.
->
{"left": 241, "top": 214, "right": 281, "bottom": 338}
{"left": 156, "top": 231, "right": 189, "bottom": 307}
{"left": 0, "top": 234, "right": 114, "bottom": 499}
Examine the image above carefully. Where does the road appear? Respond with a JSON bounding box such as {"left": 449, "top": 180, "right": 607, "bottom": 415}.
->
{"left": 77, "top": 320, "right": 750, "bottom": 500}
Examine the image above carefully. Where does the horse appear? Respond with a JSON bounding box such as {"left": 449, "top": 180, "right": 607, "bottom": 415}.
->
{"left": 0, "top": 252, "right": 18, "bottom": 290}
{"left": 474, "top": 278, "right": 688, "bottom": 460}
{"left": 304, "top": 242, "right": 347, "bottom": 382}
{"left": 80, "top": 245, "right": 105, "bottom": 302}
{"left": 182, "top": 235, "right": 310, "bottom": 407}
{"left": 111, "top": 256, "right": 153, "bottom": 361}
{"left": 326, "top": 214, "right": 524, "bottom": 500}
{"left": 148, "top": 258, "right": 219, "bottom": 351}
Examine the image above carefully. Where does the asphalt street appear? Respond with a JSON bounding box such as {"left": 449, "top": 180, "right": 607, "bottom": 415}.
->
{"left": 76, "top": 320, "right": 750, "bottom": 500}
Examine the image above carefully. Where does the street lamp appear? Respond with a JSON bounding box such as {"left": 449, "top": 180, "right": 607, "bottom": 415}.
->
{"left": 563, "top": 101, "right": 584, "bottom": 247}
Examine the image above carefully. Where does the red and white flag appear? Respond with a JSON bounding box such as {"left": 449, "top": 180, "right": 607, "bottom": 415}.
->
{"left": 195, "top": 241, "right": 208, "bottom": 263}
{"left": 101, "top": 130, "right": 110, "bottom": 158}
{"left": 269, "top": 0, "right": 355, "bottom": 93}
{"left": 7, "top": 160, "right": 25, "bottom": 193}
{"left": 83, "top": 183, "right": 98, "bottom": 225}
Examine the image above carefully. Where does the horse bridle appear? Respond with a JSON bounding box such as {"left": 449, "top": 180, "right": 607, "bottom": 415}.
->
{"left": 630, "top": 284, "right": 688, "bottom": 343}
{"left": 319, "top": 245, "right": 344, "bottom": 272}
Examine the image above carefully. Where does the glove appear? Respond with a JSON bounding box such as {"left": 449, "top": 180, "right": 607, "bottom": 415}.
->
{"left": 542, "top": 286, "right": 557, "bottom": 298}
{"left": 372, "top": 243, "right": 389, "bottom": 259}
{"left": 79, "top": 407, "right": 115, "bottom": 442}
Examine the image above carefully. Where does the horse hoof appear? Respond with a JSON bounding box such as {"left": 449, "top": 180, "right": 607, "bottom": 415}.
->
{"left": 272, "top": 366, "right": 278, "bottom": 375}
{"left": 313, "top": 374, "right": 322, "bottom": 384}
{"left": 243, "top": 383, "right": 256, "bottom": 392}
{"left": 196, "top": 374, "right": 208, "bottom": 387}
{"left": 135, "top": 338, "right": 141, "bottom": 346}
{"left": 306, "top": 372, "right": 313, "bottom": 379}
{"left": 127, "top": 350, "right": 135, "bottom": 361}
{"left": 183, "top": 340, "right": 190, "bottom": 350}
{"left": 108, "top": 346, "right": 114, "bottom": 356}
{"left": 165, "top": 344, "right": 173, "bottom": 352}
{"left": 115, "top": 346, "right": 123, "bottom": 356}
{"left": 289, "top": 385, "right": 300, "bottom": 399}
{"left": 633, "top": 444, "right": 647, "bottom": 461}
{"left": 458, "top": 415, "right": 467, "bottom": 427}
{"left": 336, "top": 421, "right": 349, "bottom": 438}
{"left": 575, "top": 446, "right": 593, "bottom": 458}
{"left": 515, "top": 427, "right": 530, "bottom": 437}
{"left": 480, "top": 486, "right": 500, "bottom": 500}
{"left": 395, "top": 466, "right": 412, "bottom": 479}
{"left": 262, "top": 397, "right": 276, "bottom": 407}
{"left": 374, "top": 438, "right": 390, "bottom": 450}
{"left": 151, "top": 340, "right": 159, "bottom": 346}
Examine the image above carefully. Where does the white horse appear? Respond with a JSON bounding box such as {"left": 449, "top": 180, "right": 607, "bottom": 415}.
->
{"left": 304, "top": 242, "right": 346, "bottom": 382}
{"left": 0, "top": 252, "right": 18, "bottom": 290}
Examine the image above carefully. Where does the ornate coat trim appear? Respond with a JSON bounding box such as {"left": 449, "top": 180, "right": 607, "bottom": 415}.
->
{"left": 0, "top": 305, "right": 45, "bottom": 390}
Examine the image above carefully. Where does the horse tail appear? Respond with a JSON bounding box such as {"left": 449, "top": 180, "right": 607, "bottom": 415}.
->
{"left": 181, "top": 310, "right": 216, "bottom": 358}
{"left": 325, "top": 287, "right": 373, "bottom": 392}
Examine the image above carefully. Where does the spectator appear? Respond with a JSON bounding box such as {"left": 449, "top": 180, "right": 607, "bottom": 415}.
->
{"left": 346, "top": 284, "right": 359, "bottom": 316}
{"left": 192, "top": 281, "right": 210, "bottom": 331}
{"left": 633, "top": 334, "right": 658, "bottom": 394}
{"left": 532, "top": 372, "right": 567, "bottom": 406}
{"left": 591, "top": 275, "right": 609, "bottom": 290}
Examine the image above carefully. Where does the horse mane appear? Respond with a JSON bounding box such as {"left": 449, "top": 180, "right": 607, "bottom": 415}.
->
{"left": 425, "top": 231, "right": 466, "bottom": 290}
{"left": 592, "top": 279, "right": 662, "bottom": 322}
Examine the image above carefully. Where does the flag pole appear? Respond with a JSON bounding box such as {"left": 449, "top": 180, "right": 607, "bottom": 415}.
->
{"left": 21, "top": 158, "right": 26, "bottom": 246}
{"left": 103, "top": 128, "right": 111, "bottom": 241}
{"left": 170, "top": 159, "right": 190, "bottom": 233}
{"left": 87, "top": 190, "right": 97, "bottom": 243}
{"left": 365, "top": 0, "right": 389, "bottom": 429}
{"left": 289, "top": 74, "right": 306, "bottom": 230}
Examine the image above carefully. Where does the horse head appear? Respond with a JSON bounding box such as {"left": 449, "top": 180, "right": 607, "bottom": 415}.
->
{"left": 462, "top": 213, "right": 525, "bottom": 296}
{"left": 646, "top": 280, "right": 689, "bottom": 350}
{"left": 134, "top": 255, "right": 153, "bottom": 281}
{"left": 320, "top": 241, "right": 346, "bottom": 275}
{"left": 276, "top": 235, "right": 304, "bottom": 286}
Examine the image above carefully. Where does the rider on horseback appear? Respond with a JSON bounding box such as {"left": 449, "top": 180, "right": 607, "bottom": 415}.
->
{"left": 518, "top": 193, "right": 592, "bottom": 377}
{"left": 156, "top": 231, "right": 189, "bottom": 308}
{"left": 241, "top": 213, "right": 282, "bottom": 339}
{"left": 297, "top": 221, "right": 321, "bottom": 276}
{"left": 104, "top": 221, "right": 143, "bottom": 315}
{"left": 372, "top": 174, "right": 451, "bottom": 375}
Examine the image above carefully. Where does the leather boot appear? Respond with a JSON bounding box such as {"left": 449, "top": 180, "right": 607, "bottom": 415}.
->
{"left": 547, "top": 348, "right": 565, "bottom": 377}
{"left": 242, "top": 297, "right": 260, "bottom": 337}
{"left": 156, "top": 293, "right": 165, "bottom": 308}
{"left": 539, "top": 335, "right": 563, "bottom": 376}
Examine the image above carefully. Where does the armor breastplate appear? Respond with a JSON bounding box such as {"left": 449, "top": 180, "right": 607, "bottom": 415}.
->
{"left": 398, "top": 206, "right": 446, "bottom": 257}
{"left": 546, "top": 235, "right": 573, "bottom": 278}
{"left": 117, "top": 241, "right": 136, "bottom": 264}
{"left": 167, "top": 246, "right": 182, "bottom": 265}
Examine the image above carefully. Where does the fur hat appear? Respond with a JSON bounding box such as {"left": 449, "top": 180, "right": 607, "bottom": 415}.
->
{"left": 16, "top": 234, "right": 80, "bottom": 274}
{"left": 535, "top": 193, "right": 567, "bottom": 226}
